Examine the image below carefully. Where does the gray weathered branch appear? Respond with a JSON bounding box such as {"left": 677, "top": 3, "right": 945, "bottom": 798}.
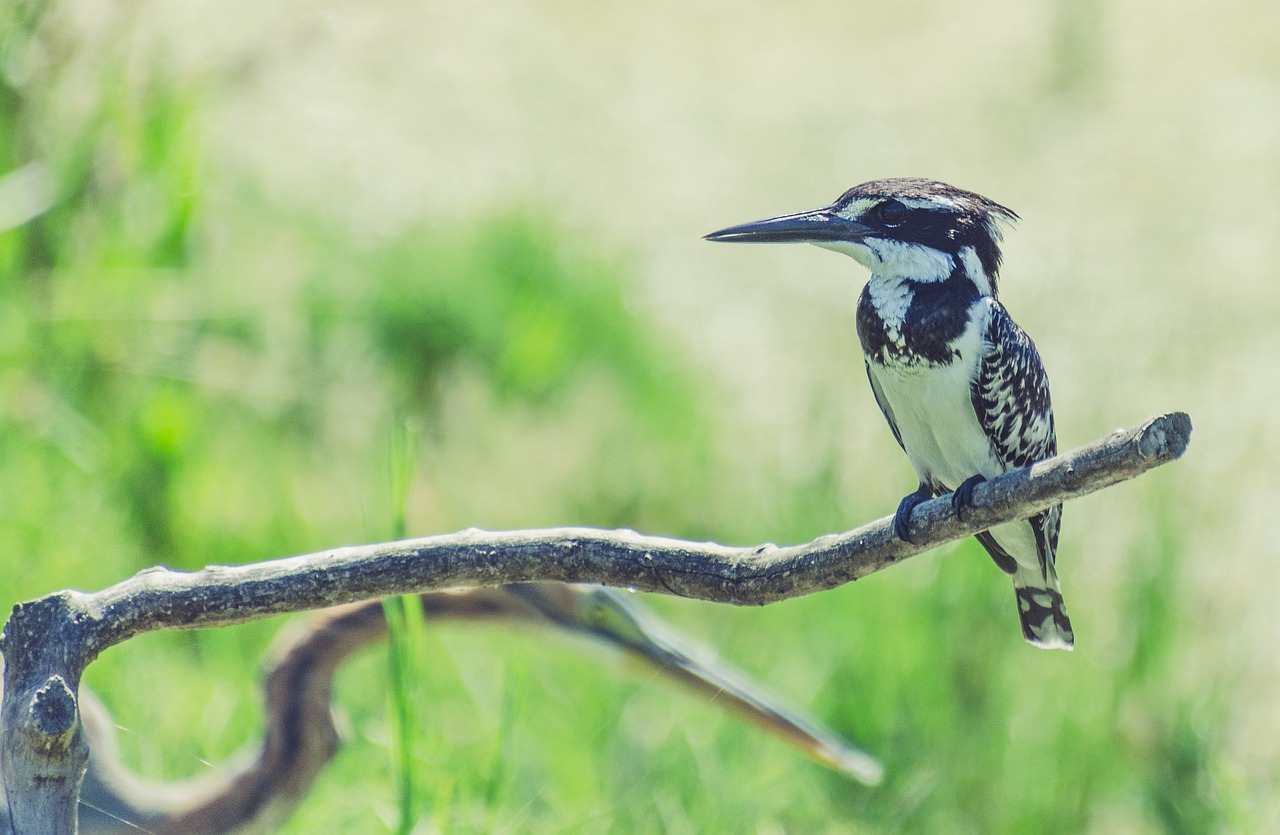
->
{"left": 1, "top": 411, "right": 1191, "bottom": 833}
{"left": 75, "top": 584, "right": 880, "bottom": 834}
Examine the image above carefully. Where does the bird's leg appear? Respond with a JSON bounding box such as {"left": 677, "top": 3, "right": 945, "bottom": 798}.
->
{"left": 950, "top": 474, "right": 988, "bottom": 522}
{"left": 893, "top": 482, "right": 934, "bottom": 544}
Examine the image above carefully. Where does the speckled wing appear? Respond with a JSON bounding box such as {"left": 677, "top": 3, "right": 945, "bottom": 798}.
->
{"left": 970, "top": 297, "right": 1060, "bottom": 573}
{"left": 971, "top": 298, "right": 1057, "bottom": 470}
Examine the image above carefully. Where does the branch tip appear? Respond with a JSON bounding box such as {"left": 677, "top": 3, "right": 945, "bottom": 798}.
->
{"left": 1140, "top": 411, "right": 1192, "bottom": 460}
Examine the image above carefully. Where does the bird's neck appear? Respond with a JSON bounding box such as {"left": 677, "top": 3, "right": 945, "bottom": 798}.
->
{"left": 857, "top": 266, "right": 985, "bottom": 367}
{"left": 854, "top": 242, "right": 996, "bottom": 296}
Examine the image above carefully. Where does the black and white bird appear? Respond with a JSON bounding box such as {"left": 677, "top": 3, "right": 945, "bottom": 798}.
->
{"left": 705, "top": 178, "right": 1073, "bottom": 650}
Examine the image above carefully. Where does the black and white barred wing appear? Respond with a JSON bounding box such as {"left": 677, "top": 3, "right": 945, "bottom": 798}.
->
{"left": 971, "top": 298, "right": 1072, "bottom": 649}
{"left": 970, "top": 296, "right": 1061, "bottom": 566}
{"left": 970, "top": 297, "right": 1057, "bottom": 471}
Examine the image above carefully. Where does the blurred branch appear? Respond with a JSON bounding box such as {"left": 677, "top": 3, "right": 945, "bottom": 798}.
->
{"left": 75, "top": 584, "right": 880, "bottom": 834}
{"left": 1, "top": 411, "right": 1192, "bottom": 833}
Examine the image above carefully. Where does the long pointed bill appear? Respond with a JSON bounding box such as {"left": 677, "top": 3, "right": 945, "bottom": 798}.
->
{"left": 704, "top": 207, "right": 874, "bottom": 244}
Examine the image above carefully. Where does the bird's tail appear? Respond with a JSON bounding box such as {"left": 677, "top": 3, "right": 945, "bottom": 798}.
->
{"left": 1012, "top": 565, "right": 1074, "bottom": 651}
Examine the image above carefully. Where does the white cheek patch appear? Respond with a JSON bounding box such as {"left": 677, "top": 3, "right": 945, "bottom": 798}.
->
{"left": 958, "top": 246, "right": 993, "bottom": 297}
{"left": 863, "top": 238, "right": 954, "bottom": 282}
{"left": 814, "top": 238, "right": 877, "bottom": 270}
{"left": 813, "top": 237, "right": 955, "bottom": 283}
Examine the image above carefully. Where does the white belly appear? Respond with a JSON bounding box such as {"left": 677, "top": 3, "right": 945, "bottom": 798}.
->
{"left": 868, "top": 312, "right": 1003, "bottom": 491}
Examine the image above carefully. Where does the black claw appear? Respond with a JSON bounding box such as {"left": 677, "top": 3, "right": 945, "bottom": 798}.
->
{"left": 893, "top": 483, "right": 933, "bottom": 543}
{"left": 951, "top": 474, "right": 988, "bottom": 522}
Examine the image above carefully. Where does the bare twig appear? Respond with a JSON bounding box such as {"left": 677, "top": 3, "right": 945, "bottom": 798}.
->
{"left": 1, "top": 412, "right": 1191, "bottom": 834}
{"left": 74, "top": 583, "right": 880, "bottom": 834}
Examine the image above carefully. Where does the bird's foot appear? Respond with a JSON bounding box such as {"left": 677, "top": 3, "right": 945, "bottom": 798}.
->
{"left": 950, "top": 474, "right": 988, "bottom": 522}
{"left": 893, "top": 483, "right": 933, "bottom": 544}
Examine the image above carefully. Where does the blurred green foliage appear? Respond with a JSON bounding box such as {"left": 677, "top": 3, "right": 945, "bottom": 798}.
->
{"left": 0, "top": 4, "right": 1254, "bottom": 834}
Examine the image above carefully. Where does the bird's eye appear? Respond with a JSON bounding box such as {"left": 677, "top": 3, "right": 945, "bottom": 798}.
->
{"left": 876, "top": 200, "right": 908, "bottom": 227}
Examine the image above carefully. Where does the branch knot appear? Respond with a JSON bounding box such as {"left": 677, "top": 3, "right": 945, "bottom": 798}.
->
{"left": 31, "top": 675, "right": 77, "bottom": 738}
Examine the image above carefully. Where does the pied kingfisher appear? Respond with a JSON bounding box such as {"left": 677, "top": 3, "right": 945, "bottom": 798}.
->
{"left": 705, "top": 178, "right": 1073, "bottom": 650}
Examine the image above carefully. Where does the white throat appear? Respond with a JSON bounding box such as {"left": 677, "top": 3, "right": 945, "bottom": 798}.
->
{"left": 815, "top": 238, "right": 955, "bottom": 283}
{"left": 867, "top": 273, "right": 914, "bottom": 334}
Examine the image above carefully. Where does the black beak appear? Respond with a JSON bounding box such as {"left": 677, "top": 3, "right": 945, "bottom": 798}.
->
{"left": 704, "top": 206, "right": 874, "bottom": 244}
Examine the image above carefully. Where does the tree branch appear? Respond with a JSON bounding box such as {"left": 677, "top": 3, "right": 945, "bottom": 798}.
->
{"left": 75, "top": 584, "right": 880, "bottom": 834}
{"left": 1, "top": 411, "right": 1191, "bottom": 833}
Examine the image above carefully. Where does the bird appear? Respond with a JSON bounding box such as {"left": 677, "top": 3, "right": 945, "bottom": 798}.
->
{"left": 704, "top": 177, "right": 1073, "bottom": 650}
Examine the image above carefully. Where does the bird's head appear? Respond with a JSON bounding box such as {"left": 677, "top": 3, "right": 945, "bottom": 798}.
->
{"left": 705, "top": 178, "right": 1018, "bottom": 296}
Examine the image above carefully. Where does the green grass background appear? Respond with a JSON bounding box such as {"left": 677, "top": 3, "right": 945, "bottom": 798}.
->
{"left": 2, "top": 0, "right": 1276, "bottom": 831}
